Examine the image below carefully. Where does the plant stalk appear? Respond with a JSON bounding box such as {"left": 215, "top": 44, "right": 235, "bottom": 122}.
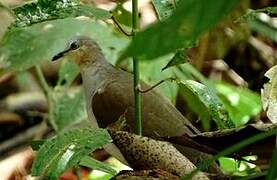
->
{"left": 35, "top": 65, "right": 58, "bottom": 131}
{"left": 132, "top": 0, "right": 142, "bottom": 135}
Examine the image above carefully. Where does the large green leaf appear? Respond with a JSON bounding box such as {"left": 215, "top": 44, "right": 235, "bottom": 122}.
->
{"left": 179, "top": 80, "right": 235, "bottom": 130}
{"left": 31, "top": 128, "right": 112, "bottom": 179}
{"left": 261, "top": 65, "right": 277, "bottom": 123}
{"left": 120, "top": 0, "right": 239, "bottom": 60}
{"left": 12, "top": 0, "right": 111, "bottom": 28}
{"left": 216, "top": 82, "right": 262, "bottom": 127}
{"left": 0, "top": 18, "right": 128, "bottom": 71}
{"left": 51, "top": 87, "right": 86, "bottom": 130}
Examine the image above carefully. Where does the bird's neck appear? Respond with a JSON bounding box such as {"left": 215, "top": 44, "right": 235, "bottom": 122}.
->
{"left": 79, "top": 57, "right": 115, "bottom": 96}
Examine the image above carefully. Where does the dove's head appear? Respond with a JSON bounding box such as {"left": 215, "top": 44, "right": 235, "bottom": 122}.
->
{"left": 52, "top": 36, "right": 103, "bottom": 66}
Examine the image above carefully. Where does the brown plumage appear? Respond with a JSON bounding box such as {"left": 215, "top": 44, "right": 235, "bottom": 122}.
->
{"left": 53, "top": 37, "right": 218, "bottom": 169}
{"left": 53, "top": 36, "right": 199, "bottom": 137}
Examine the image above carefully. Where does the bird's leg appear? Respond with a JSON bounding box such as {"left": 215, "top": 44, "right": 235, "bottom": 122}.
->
{"left": 136, "top": 77, "right": 177, "bottom": 93}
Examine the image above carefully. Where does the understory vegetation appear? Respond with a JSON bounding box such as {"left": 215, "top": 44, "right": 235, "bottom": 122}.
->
{"left": 0, "top": 0, "right": 276, "bottom": 179}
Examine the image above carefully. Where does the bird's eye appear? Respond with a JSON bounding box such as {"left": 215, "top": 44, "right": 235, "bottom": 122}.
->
{"left": 70, "top": 42, "right": 79, "bottom": 50}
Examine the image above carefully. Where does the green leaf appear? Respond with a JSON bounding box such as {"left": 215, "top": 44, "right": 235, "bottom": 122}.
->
{"left": 0, "top": 18, "right": 128, "bottom": 71}
{"left": 31, "top": 140, "right": 45, "bottom": 151}
{"left": 242, "top": 8, "right": 277, "bottom": 42}
{"left": 57, "top": 60, "right": 79, "bottom": 87}
{"left": 258, "top": 6, "right": 277, "bottom": 14}
{"left": 140, "top": 55, "right": 178, "bottom": 103}
{"left": 31, "top": 128, "right": 112, "bottom": 179}
{"left": 162, "top": 49, "right": 188, "bottom": 71}
{"left": 266, "top": 149, "right": 277, "bottom": 180}
{"left": 80, "top": 156, "right": 117, "bottom": 175}
{"left": 51, "top": 87, "right": 86, "bottom": 130}
{"left": 216, "top": 82, "right": 262, "bottom": 127}
{"left": 120, "top": 0, "right": 239, "bottom": 60}
{"left": 152, "top": 0, "right": 177, "bottom": 20}
{"left": 179, "top": 80, "right": 234, "bottom": 130}
{"left": 112, "top": 3, "right": 132, "bottom": 27}
{"left": 12, "top": 0, "right": 111, "bottom": 28}
{"left": 261, "top": 65, "right": 277, "bottom": 123}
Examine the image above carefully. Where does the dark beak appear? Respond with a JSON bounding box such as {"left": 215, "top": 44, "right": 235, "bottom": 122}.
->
{"left": 52, "top": 48, "right": 70, "bottom": 61}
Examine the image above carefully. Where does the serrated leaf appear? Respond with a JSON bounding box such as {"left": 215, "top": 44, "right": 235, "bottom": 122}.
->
{"left": 79, "top": 156, "right": 116, "bottom": 175}
{"left": 12, "top": 0, "right": 111, "bottom": 28}
{"left": 51, "top": 87, "right": 86, "bottom": 130}
{"left": 162, "top": 49, "right": 188, "bottom": 71}
{"left": 261, "top": 65, "right": 277, "bottom": 123}
{"left": 0, "top": 18, "right": 128, "bottom": 71}
{"left": 57, "top": 60, "right": 79, "bottom": 87}
{"left": 216, "top": 82, "right": 262, "bottom": 127}
{"left": 31, "top": 128, "right": 112, "bottom": 179}
{"left": 179, "top": 80, "right": 234, "bottom": 131}
{"left": 120, "top": 0, "right": 239, "bottom": 60}
{"left": 152, "top": 0, "right": 177, "bottom": 20}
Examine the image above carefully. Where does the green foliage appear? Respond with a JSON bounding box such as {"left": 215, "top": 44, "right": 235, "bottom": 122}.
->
{"left": 183, "top": 129, "right": 277, "bottom": 179}
{"left": 31, "top": 128, "right": 112, "bottom": 179}
{"left": 219, "top": 157, "right": 259, "bottom": 176}
{"left": 12, "top": 0, "right": 110, "bottom": 28}
{"left": 0, "top": 18, "right": 128, "bottom": 71}
{"left": 216, "top": 82, "right": 262, "bottom": 127}
{"left": 178, "top": 80, "right": 235, "bottom": 130}
{"left": 112, "top": 3, "right": 132, "bottom": 27}
{"left": 31, "top": 140, "right": 45, "bottom": 151}
{"left": 139, "top": 55, "right": 178, "bottom": 102}
{"left": 242, "top": 7, "right": 277, "bottom": 42}
{"left": 162, "top": 50, "right": 188, "bottom": 71}
{"left": 152, "top": 0, "right": 189, "bottom": 73}
{"left": 79, "top": 156, "right": 117, "bottom": 175}
{"left": 152, "top": 0, "right": 177, "bottom": 20}
{"left": 120, "top": 0, "right": 239, "bottom": 60}
{"left": 51, "top": 60, "right": 86, "bottom": 130}
{"left": 57, "top": 60, "right": 79, "bottom": 88}
{"left": 51, "top": 87, "right": 86, "bottom": 130}
{"left": 176, "top": 64, "right": 262, "bottom": 127}
{"left": 266, "top": 149, "right": 277, "bottom": 180}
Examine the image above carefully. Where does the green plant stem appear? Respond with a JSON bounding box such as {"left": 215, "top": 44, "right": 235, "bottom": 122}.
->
{"left": 35, "top": 65, "right": 58, "bottom": 131}
{"left": 132, "top": 0, "right": 142, "bottom": 135}
{"left": 35, "top": 65, "right": 51, "bottom": 96}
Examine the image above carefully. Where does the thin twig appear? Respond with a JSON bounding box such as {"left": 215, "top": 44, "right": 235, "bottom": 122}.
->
{"left": 137, "top": 77, "right": 177, "bottom": 93}
{"left": 111, "top": 16, "right": 133, "bottom": 37}
{"left": 35, "top": 65, "right": 58, "bottom": 131}
{"left": 35, "top": 65, "right": 51, "bottom": 95}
